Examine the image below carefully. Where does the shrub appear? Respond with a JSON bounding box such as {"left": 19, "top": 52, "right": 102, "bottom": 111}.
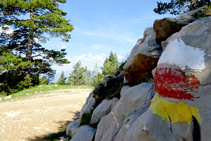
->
{"left": 80, "top": 112, "right": 93, "bottom": 126}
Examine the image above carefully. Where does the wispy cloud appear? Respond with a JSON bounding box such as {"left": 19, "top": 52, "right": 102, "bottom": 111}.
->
{"left": 52, "top": 53, "right": 107, "bottom": 73}
{"left": 56, "top": 44, "right": 67, "bottom": 49}
{"left": 51, "top": 52, "right": 126, "bottom": 74}
{"left": 75, "top": 25, "right": 137, "bottom": 45}
{"left": 90, "top": 44, "right": 102, "bottom": 50}
{"left": 117, "top": 55, "right": 126, "bottom": 60}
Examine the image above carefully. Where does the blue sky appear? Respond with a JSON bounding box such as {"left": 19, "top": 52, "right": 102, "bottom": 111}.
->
{"left": 41, "top": 0, "right": 173, "bottom": 80}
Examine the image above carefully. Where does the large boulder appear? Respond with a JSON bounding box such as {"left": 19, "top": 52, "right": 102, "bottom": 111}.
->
{"left": 70, "top": 125, "right": 96, "bottom": 141}
{"left": 162, "top": 16, "right": 211, "bottom": 51}
{"left": 90, "top": 98, "right": 119, "bottom": 124}
{"left": 123, "top": 27, "right": 161, "bottom": 86}
{"left": 150, "top": 33, "right": 211, "bottom": 140}
{"left": 153, "top": 14, "right": 195, "bottom": 44}
{"left": 95, "top": 82, "right": 155, "bottom": 141}
{"left": 66, "top": 119, "right": 80, "bottom": 138}
{"left": 80, "top": 92, "right": 95, "bottom": 118}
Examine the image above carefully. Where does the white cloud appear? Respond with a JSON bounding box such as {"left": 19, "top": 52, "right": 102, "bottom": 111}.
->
{"left": 52, "top": 53, "right": 107, "bottom": 74}
{"left": 117, "top": 55, "right": 126, "bottom": 60}
{"left": 56, "top": 44, "right": 67, "bottom": 49}
{"left": 0, "top": 25, "right": 13, "bottom": 35}
{"left": 61, "top": 44, "right": 67, "bottom": 49}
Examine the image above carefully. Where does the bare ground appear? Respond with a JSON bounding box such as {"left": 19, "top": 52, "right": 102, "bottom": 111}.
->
{"left": 0, "top": 89, "right": 92, "bottom": 141}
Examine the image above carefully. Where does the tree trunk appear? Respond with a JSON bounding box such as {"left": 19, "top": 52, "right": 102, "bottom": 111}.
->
{"left": 26, "top": 9, "right": 34, "bottom": 61}
{"left": 25, "top": 9, "right": 34, "bottom": 78}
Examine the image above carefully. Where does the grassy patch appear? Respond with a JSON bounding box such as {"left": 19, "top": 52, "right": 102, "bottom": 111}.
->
{"left": 1, "top": 85, "right": 94, "bottom": 102}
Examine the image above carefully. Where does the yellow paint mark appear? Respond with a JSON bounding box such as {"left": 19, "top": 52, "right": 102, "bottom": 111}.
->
{"left": 149, "top": 96, "right": 203, "bottom": 124}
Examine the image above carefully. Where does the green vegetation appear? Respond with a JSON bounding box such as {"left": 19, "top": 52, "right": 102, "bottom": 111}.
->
{"left": 80, "top": 112, "right": 93, "bottom": 126}
{"left": 0, "top": 85, "right": 94, "bottom": 102}
{"left": 57, "top": 71, "right": 67, "bottom": 85}
{"left": 100, "top": 51, "right": 119, "bottom": 76}
{"left": 39, "top": 76, "right": 49, "bottom": 85}
{"left": 44, "top": 128, "right": 68, "bottom": 141}
{"left": 0, "top": 0, "right": 73, "bottom": 95}
{"left": 154, "top": 0, "right": 211, "bottom": 15}
{"left": 68, "top": 61, "right": 92, "bottom": 86}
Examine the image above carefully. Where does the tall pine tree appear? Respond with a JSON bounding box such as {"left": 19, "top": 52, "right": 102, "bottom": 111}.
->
{"left": 0, "top": 0, "right": 73, "bottom": 80}
{"left": 68, "top": 61, "right": 92, "bottom": 86}
{"left": 100, "top": 51, "right": 119, "bottom": 76}
{"left": 57, "top": 71, "right": 66, "bottom": 85}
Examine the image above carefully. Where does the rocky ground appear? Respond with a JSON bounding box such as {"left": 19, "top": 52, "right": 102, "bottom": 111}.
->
{"left": 0, "top": 89, "right": 92, "bottom": 141}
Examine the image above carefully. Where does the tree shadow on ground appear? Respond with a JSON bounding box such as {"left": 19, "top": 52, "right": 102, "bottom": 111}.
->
{"left": 25, "top": 111, "right": 80, "bottom": 141}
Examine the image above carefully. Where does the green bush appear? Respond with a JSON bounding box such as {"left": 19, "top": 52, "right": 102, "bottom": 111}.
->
{"left": 0, "top": 71, "right": 39, "bottom": 95}
{"left": 80, "top": 112, "right": 93, "bottom": 126}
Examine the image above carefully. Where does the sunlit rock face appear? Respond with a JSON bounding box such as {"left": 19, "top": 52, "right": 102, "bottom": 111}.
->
{"left": 153, "top": 14, "right": 195, "bottom": 44}
{"left": 149, "top": 33, "right": 211, "bottom": 140}
{"left": 123, "top": 27, "right": 161, "bottom": 86}
{"left": 162, "top": 16, "right": 211, "bottom": 51}
{"left": 90, "top": 98, "right": 118, "bottom": 124}
{"left": 80, "top": 92, "right": 95, "bottom": 118}
{"left": 70, "top": 125, "right": 96, "bottom": 141}
{"left": 66, "top": 119, "right": 80, "bottom": 138}
{"left": 95, "top": 83, "right": 155, "bottom": 141}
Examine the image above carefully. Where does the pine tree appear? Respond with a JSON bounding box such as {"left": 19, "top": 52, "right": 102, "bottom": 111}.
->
{"left": 109, "top": 51, "right": 119, "bottom": 70}
{"left": 68, "top": 61, "right": 92, "bottom": 85}
{"left": 57, "top": 71, "right": 66, "bottom": 85}
{"left": 0, "top": 46, "right": 33, "bottom": 74}
{"left": 39, "top": 76, "right": 49, "bottom": 85}
{"left": 0, "top": 46, "right": 36, "bottom": 94}
{"left": 100, "top": 51, "right": 119, "bottom": 76}
{"left": 0, "top": 0, "right": 73, "bottom": 79}
{"left": 154, "top": 0, "right": 211, "bottom": 15}
{"left": 90, "top": 63, "right": 103, "bottom": 86}
{"left": 100, "top": 58, "right": 113, "bottom": 76}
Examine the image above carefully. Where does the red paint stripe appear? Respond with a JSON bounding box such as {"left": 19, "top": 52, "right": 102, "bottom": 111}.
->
{"left": 154, "top": 68, "right": 200, "bottom": 101}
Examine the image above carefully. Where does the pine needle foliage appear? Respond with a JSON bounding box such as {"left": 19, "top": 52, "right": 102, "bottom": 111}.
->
{"left": 154, "top": 0, "right": 211, "bottom": 15}
{"left": 0, "top": 0, "right": 73, "bottom": 79}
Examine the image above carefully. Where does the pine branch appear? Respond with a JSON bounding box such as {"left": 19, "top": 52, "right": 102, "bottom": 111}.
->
{"left": 31, "top": 53, "right": 44, "bottom": 58}
{"left": 11, "top": 45, "right": 27, "bottom": 51}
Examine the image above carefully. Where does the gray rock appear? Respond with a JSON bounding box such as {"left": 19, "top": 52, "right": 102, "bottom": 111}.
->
{"left": 90, "top": 98, "right": 119, "bottom": 124}
{"left": 70, "top": 125, "right": 96, "bottom": 141}
{"left": 80, "top": 92, "right": 95, "bottom": 118}
{"left": 95, "top": 83, "right": 155, "bottom": 141}
{"left": 162, "top": 16, "right": 211, "bottom": 51}
{"left": 154, "top": 32, "right": 211, "bottom": 140}
{"left": 66, "top": 119, "right": 80, "bottom": 138}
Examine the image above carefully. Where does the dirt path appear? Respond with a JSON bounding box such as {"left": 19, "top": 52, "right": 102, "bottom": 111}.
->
{"left": 0, "top": 89, "right": 92, "bottom": 141}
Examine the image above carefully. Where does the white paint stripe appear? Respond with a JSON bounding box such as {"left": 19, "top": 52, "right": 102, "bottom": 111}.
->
{"left": 158, "top": 38, "right": 205, "bottom": 72}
